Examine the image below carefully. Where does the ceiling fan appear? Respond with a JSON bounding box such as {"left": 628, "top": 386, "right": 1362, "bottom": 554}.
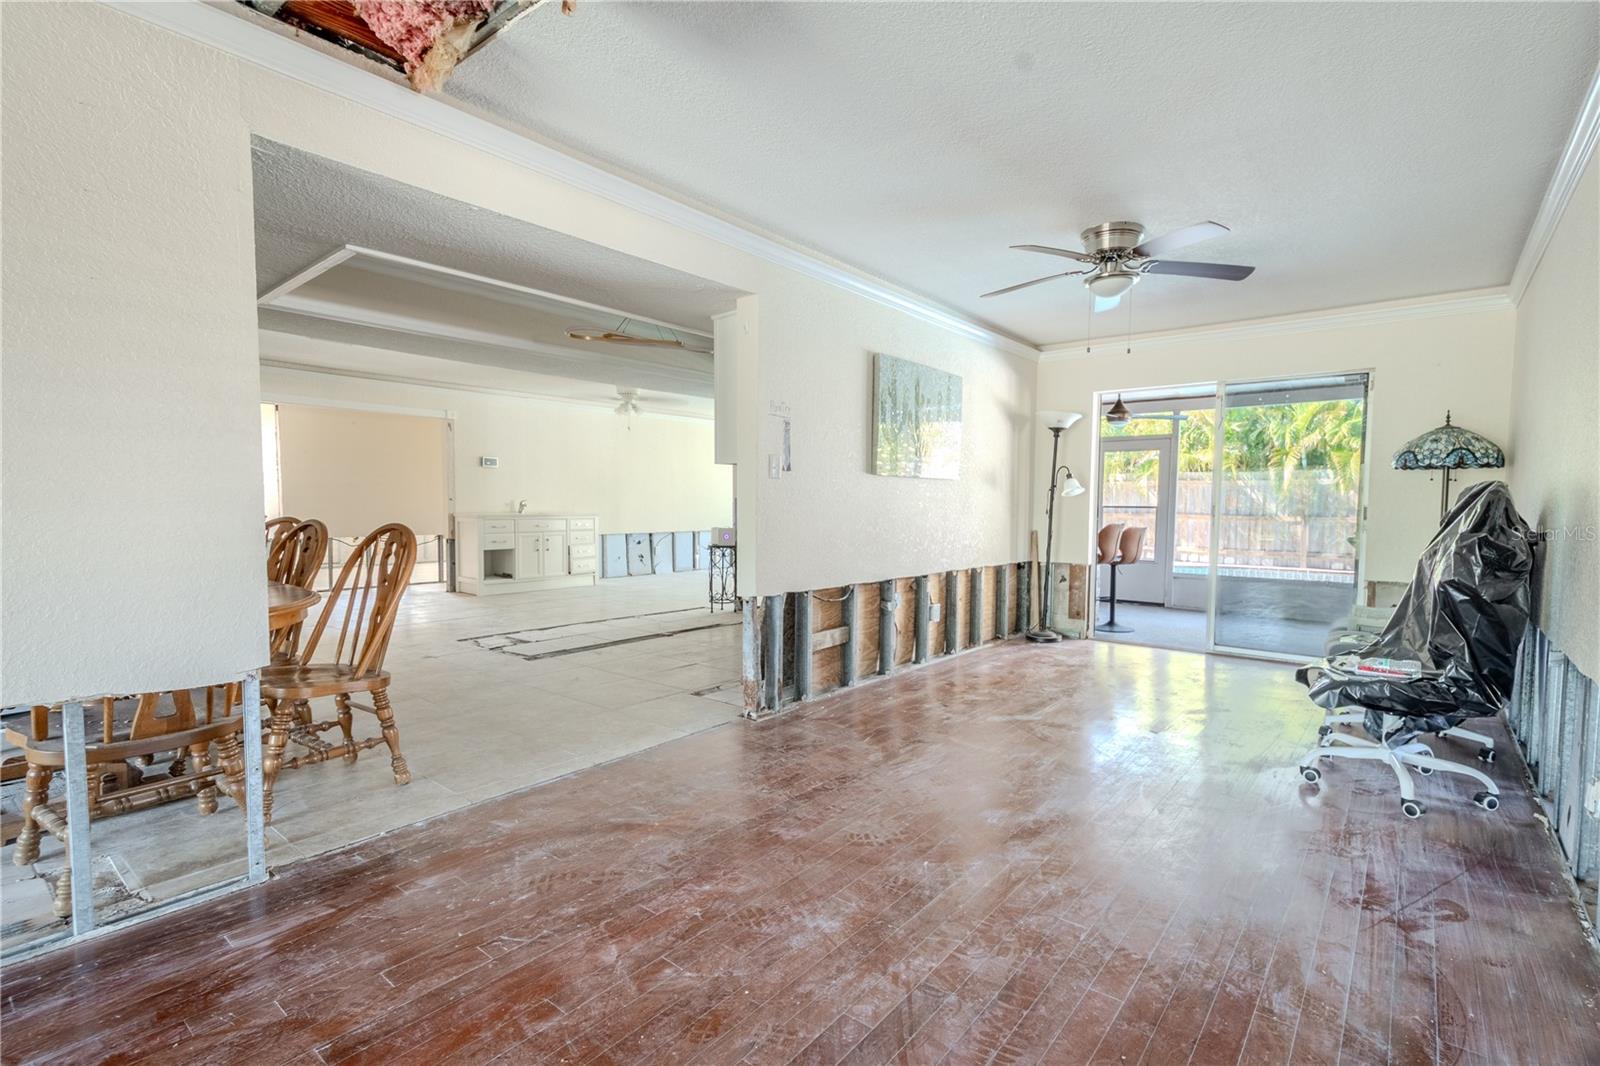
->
{"left": 981, "top": 220, "right": 1255, "bottom": 310}
{"left": 566, "top": 317, "right": 712, "bottom": 354}
{"left": 614, "top": 387, "right": 643, "bottom": 417}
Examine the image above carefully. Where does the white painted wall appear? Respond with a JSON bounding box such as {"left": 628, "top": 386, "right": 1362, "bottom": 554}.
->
{"left": 1, "top": 5, "right": 266, "bottom": 705}
{"left": 1, "top": 1, "right": 1033, "bottom": 704}
{"left": 275, "top": 404, "right": 450, "bottom": 535}
{"left": 751, "top": 281, "right": 1037, "bottom": 593}
{"left": 1510, "top": 150, "right": 1599, "bottom": 679}
{"left": 1033, "top": 297, "right": 1518, "bottom": 587}
{"left": 262, "top": 364, "right": 732, "bottom": 535}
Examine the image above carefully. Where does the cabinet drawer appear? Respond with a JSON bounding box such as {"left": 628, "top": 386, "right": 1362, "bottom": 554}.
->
{"left": 570, "top": 557, "right": 597, "bottom": 574}
{"left": 568, "top": 530, "right": 595, "bottom": 547}
{"left": 517, "top": 517, "right": 565, "bottom": 532}
{"left": 568, "top": 517, "right": 596, "bottom": 531}
{"left": 569, "top": 543, "right": 596, "bottom": 559}
{"left": 482, "top": 533, "right": 513, "bottom": 549}
{"left": 482, "top": 519, "right": 514, "bottom": 534}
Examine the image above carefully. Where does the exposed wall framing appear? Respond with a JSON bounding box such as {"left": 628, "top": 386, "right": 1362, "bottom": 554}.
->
{"left": 1509, "top": 625, "right": 1600, "bottom": 919}
{"left": 743, "top": 561, "right": 1090, "bottom": 719}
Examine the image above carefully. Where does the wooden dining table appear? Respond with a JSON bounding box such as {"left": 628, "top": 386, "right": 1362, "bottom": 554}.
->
{"left": 267, "top": 582, "right": 320, "bottom": 633}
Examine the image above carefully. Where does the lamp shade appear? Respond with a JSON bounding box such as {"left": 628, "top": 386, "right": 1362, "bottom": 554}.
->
{"left": 1039, "top": 410, "right": 1082, "bottom": 431}
{"left": 1059, "top": 475, "right": 1086, "bottom": 497}
{"left": 1392, "top": 411, "right": 1504, "bottom": 471}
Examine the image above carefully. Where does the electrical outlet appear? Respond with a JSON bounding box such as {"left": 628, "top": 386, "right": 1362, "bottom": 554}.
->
{"left": 930, "top": 603, "right": 942, "bottom": 622}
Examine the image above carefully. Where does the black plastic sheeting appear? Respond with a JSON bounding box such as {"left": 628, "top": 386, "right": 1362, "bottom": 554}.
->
{"left": 1298, "top": 480, "right": 1534, "bottom": 737}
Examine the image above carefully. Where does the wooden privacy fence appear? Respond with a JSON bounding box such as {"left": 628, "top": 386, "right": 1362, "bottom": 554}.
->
{"left": 746, "top": 560, "right": 1091, "bottom": 716}
{"left": 1103, "top": 471, "right": 1359, "bottom": 574}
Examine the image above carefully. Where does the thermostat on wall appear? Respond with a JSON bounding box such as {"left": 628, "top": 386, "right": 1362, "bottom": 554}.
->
{"left": 712, "top": 526, "right": 736, "bottom": 546}
{"left": 480, "top": 456, "right": 499, "bottom": 469}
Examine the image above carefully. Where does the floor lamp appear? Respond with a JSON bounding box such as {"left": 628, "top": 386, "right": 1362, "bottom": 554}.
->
{"left": 1027, "top": 411, "right": 1085, "bottom": 643}
{"left": 1393, "top": 411, "right": 1505, "bottom": 525}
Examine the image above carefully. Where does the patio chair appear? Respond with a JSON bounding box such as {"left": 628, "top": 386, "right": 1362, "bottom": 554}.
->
{"left": 1100, "top": 525, "right": 1145, "bottom": 633}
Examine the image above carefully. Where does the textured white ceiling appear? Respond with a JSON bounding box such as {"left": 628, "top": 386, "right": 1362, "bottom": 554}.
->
{"left": 252, "top": 140, "right": 739, "bottom": 396}
{"left": 252, "top": 139, "right": 741, "bottom": 323}
{"left": 447, "top": 1, "right": 1598, "bottom": 346}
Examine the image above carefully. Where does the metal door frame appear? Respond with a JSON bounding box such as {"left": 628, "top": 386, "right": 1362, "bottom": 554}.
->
{"left": 1204, "top": 370, "right": 1374, "bottom": 662}
{"left": 1097, "top": 435, "right": 1177, "bottom": 608}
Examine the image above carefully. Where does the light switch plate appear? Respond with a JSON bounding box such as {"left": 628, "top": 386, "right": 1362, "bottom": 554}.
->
{"left": 768, "top": 454, "right": 781, "bottom": 479}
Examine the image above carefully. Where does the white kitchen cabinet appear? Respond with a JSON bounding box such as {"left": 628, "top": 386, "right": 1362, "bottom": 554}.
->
{"left": 454, "top": 513, "right": 598, "bottom": 595}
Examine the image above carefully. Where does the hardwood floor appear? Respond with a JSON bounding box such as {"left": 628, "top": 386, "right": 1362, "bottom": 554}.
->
{"left": 2, "top": 640, "right": 1597, "bottom": 1065}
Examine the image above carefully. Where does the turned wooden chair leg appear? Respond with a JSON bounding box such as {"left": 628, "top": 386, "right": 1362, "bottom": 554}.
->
{"left": 336, "top": 694, "right": 356, "bottom": 763}
{"left": 13, "top": 763, "right": 52, "bottom": 865}
{"left": 190, "top": 740, "right": 218, "bottom": 815}
{"left": 293, "top": 699, "right": 313, "bottom": 728}
{"left": 261, "top": 700, "right": 296, "bottom": 825}
{"left": 215, "top": 732, "right": 246, "bottom": 806}
{"left": 51, "top": 863, "right": 73, "bottom": 920}
{"left": 371, "top": 689, "right": 409, "bottom": 785}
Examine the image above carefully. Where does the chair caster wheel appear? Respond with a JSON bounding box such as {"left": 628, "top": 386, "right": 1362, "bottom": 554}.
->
{"left": 1415, "top": 764, "right": 1433, "bottom": 776}
{"left": 1478, "top": 748, "right": 1497, "bottom": 764}
{"left": 1473, "top": 791, "right": 1500, "bottom": 811}
{"left": 1401, "top": 800, "right": 1425, "bottom": 819}
{"left": 1299, "top": 765, "right": 1321, "bottom": 784}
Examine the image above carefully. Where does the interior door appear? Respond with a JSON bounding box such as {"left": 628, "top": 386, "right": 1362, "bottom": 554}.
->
{"left": 1098, "top": 438, "right": 1174, "bottom": 605}
{"left": 1207, "top": 373, "right": 1369, "bottom": 658}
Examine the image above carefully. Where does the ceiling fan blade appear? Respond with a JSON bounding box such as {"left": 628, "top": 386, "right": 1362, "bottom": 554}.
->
{"left": 1131, "top": 221, "right": 1230, "bottom": 259}
{"left": 1093, "top": 293, "right": 1123, "bottom": 313}
{"left": 980, "top": 270, "right": 1086, "bottom": 298}
{"left": 1010, "top": 244, "right": 1097, "bottom": 263}
{"left": 1143, "top": 260, "right": 1255, "bottom": 280}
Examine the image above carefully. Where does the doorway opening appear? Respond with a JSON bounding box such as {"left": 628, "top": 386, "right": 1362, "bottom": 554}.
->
{"left": 1092, "top": 373, "right": 1369, "bottom": 659}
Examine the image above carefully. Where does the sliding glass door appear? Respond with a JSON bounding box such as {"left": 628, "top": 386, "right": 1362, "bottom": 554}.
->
{"left": 1207, "top": 374, "right": 1369, "bottom": 658}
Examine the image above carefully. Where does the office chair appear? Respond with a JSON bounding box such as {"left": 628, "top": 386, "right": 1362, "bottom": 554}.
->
{"left": 1100, "top": 525, "right": 1144, "bottom": 633}
{"left": 1295, "top": 481, "right": 1533, "bottom": 818}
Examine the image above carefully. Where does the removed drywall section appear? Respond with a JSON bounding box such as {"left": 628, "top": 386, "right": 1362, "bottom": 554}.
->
{"left": 1510, "top": 149, "right": 1599, "bottom": 680}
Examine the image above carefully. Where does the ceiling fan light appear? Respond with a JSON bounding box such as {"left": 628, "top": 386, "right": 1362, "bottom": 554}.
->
{"left": 1086, "top": 271, "right": 1137, "bottom": 298}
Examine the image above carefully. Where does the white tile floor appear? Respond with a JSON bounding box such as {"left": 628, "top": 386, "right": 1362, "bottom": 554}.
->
{"left": 1, "top": 571, "right": 742, "bottom": 952}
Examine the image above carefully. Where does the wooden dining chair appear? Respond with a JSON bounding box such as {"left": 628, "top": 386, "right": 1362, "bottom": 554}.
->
{"left": 266, "top": 515, "right": 300, "bottom": 559}
{"left": 258, "top": 523, "right": 418, "bottom": 824}
{"left": 266, "top": 518, "right": 329, "bottom": 663}
{"left": 5, "top": 689, "right": 247, "bottom": 918}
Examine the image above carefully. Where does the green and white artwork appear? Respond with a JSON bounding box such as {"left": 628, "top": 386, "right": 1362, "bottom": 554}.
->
{"left": 873, "top": 353, "right": 963, "bottom": 479}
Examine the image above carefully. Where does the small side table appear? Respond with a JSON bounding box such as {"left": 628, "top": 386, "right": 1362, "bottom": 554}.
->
{"left": 709, "top": 544, "right": 736, "bottom": 611}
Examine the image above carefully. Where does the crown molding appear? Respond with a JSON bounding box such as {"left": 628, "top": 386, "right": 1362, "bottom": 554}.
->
{"left": 1037, "top": 288, "right": 1512, "bottom": 360}
{"left": 110, "top": 0, "right": 1037, "bottom": 360}
{"left": 261, "top": 358, "right": 715, "bottom": 422}
{"left": 1509, "top": 65, "right": 1600, "bottom": 304}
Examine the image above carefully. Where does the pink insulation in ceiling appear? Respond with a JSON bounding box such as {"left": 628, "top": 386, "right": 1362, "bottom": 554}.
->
{"left": 353, "top": 0, "right": 497, "bottom": 90}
